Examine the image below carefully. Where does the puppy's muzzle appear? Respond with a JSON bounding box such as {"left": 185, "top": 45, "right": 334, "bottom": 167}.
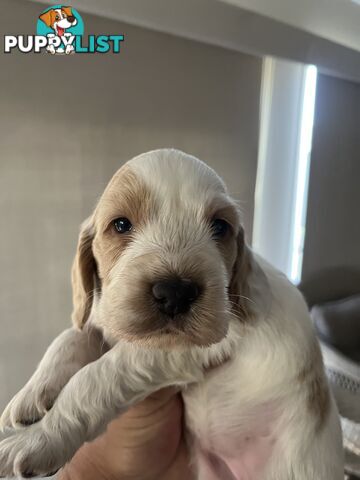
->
{"left": 152, "top": 278, "right": 200, "bottom": 317}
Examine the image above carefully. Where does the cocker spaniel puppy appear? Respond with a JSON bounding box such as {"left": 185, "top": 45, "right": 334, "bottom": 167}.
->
{"left": 0, "top": 149, "right": 343, "bottom": 479}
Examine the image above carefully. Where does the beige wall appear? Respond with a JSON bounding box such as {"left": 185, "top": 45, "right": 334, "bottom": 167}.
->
{"left": 32, "top": 0, "right": 360, "bottom": 83}
{"left": 302, "top": 74, "right": 360, "bottom": 290}
{"left": 0, "top": 0, "right": 261, "bottom": 409}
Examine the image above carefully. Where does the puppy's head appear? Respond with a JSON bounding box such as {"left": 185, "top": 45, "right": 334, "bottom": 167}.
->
{"left": 72, "top": 150, "right": 250, "bottom": 348}
{"left": 39, "top": 7, "right": 77, "bottom": 31}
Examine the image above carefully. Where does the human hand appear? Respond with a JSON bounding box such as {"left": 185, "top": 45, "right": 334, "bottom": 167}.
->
{"left": 59, "top": 388, "right": 193, "bottom": 480}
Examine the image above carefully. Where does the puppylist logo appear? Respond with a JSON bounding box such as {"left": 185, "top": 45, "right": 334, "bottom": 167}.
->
{"left": 4, "top": 5, "right": 124, "bottom": 55}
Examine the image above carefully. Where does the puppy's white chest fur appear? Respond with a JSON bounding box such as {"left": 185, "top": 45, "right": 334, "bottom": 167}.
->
{"left": 183, "top": 355, "right": 278, "bottom": 480}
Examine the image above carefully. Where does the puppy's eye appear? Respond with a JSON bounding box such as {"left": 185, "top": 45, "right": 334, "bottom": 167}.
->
{"left": 113, "top": 217, "right": 132, "bottom": 234}
{"left": 211, "top": 219, "right": 229, "bottom": 238}
{"left": 55, "top": 14, "right": 60, "bottom": 20}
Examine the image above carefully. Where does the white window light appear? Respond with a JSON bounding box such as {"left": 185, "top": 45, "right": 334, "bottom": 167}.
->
{"left": 253, "top": 59, "right": 317, "bottom": 284}
{"left": 289, "top": 65, "right": 318, "bottom": 284}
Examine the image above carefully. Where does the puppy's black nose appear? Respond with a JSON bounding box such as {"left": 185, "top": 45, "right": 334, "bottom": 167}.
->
{"left": 68, "top": 15, "right": 76, "bottom": 23}
{"left": 152, "top": 278, "right": 199, "bottom": 317}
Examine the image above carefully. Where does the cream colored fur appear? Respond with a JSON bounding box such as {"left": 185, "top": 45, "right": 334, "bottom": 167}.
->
{"left": 0, "top": 150, "right": 343, "bottom": 479}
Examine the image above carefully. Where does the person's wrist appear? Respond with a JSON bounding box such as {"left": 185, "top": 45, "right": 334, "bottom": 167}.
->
{"left": 60, "top": 443, "right": 193, "bottom": 480}
{"left": 58, "top": 390, "right": 191, "bottom": 480}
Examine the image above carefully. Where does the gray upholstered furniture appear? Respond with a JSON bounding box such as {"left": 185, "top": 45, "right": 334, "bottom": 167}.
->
{"left": 300, "top": 268, "right": 360, "bottom": 479}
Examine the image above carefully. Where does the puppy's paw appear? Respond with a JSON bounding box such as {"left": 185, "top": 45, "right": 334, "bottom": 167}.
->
{"left": 0, "top": 383, "right": 58, "bottom": 431}
{"left": 0, "top": 425, "right": 63, "bottom": 477}
{"left": 65, "top": 44, "right": 75, "bottom": 54}
{"left": 46, "top": 45, "right": 56, "bottom": 55}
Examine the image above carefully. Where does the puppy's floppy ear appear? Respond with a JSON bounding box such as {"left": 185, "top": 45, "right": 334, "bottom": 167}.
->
{"left": 39, "top": 10, "right": 53, "bottom": 27}
{"left": 62, "top": 6, "right": 73, "bottom": 16}
{"left": 71, "top": 217, "right": 98, "bottom": 329}
{"left": 228, "top": 226, "right": 252, "bottom": 320}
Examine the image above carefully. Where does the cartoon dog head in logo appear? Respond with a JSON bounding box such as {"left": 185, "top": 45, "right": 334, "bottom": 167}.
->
{"left": 39, "top": 6, "right": 77, "bottom": 36}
